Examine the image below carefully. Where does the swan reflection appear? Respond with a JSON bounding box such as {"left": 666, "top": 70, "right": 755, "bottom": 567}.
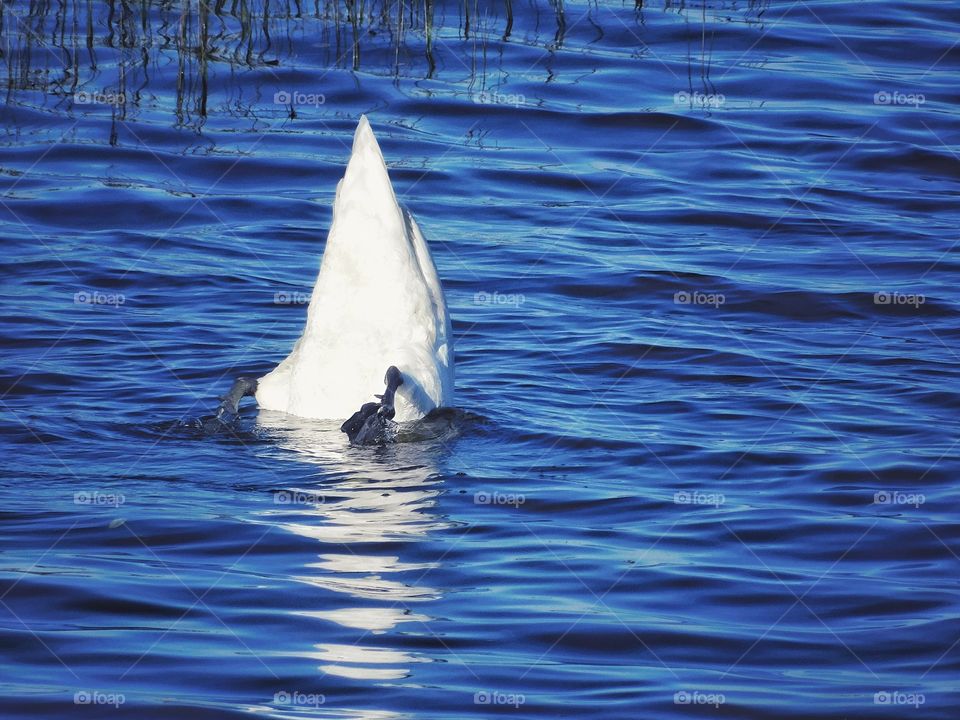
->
{"left": 255, "top": 410, "right": 449, "bottom": 685}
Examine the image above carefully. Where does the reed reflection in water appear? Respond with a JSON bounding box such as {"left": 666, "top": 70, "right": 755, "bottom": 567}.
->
{"left": 1, "top": 0, "right": 771, "bottom": 137}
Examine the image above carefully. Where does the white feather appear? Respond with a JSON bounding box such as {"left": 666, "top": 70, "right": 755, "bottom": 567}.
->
{"left": 256, "top": 116, "right": 454, "bottom": 421}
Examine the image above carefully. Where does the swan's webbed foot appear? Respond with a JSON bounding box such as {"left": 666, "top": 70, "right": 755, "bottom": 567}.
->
{"left": 341, "top": 366, "right": 404, "bottom": 444}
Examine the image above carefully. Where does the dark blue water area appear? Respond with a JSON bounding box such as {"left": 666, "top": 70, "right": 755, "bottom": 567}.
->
{"left": 1, "top": 0, "right": 959, "bottom": 717}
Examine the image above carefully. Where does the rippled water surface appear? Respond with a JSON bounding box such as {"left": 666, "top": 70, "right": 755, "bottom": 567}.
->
{"left": 2, "top": 1, "right": 959, "bottom": 717}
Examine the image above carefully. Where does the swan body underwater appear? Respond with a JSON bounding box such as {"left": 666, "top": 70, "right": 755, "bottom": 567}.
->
{"left": 207, "top": 116, "right": 454, "bottom": 444}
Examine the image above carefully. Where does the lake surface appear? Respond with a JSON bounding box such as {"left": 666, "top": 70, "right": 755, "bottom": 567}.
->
{"left": 1, "top": 0, "right": 958, "bottom": 717}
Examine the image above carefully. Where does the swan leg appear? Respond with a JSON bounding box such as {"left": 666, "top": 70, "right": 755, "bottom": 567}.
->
{"left": 197, "top": 376, "right": 258, "bottom": 433}
{"left": 340, "top": 366, "right": 404, "bottom": 444}
{"left": 199, "top": 368, "right": 404, "bottom": 443}
{"left": 217, "top": 376, "right": 259, "bottom": 419}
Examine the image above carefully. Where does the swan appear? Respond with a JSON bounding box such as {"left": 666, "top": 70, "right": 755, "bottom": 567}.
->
{"left": 210, "top": 116, "right": 454, "bottom": 443}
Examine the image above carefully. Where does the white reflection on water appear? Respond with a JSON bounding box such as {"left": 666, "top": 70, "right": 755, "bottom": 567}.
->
{"left": 255, "top": 410, "right": 450, "bottom": 683}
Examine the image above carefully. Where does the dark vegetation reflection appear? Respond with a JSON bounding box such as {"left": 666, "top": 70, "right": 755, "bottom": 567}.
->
{"left": 1, "top": 0, "right": 772, "bottom": 137}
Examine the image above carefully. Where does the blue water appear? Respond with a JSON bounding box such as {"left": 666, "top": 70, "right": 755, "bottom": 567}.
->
{"left": 1, "top": 0, "right": 959, "bottom": 717}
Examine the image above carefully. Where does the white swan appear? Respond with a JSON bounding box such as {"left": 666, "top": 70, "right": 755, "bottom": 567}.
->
{"left": 254, "top": 116, "right": 454, "bottom": 427}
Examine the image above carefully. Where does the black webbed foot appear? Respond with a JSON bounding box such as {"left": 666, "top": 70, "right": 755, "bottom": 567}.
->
{"left": 341, "top": 367, "right": 404, "bottom": 444}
